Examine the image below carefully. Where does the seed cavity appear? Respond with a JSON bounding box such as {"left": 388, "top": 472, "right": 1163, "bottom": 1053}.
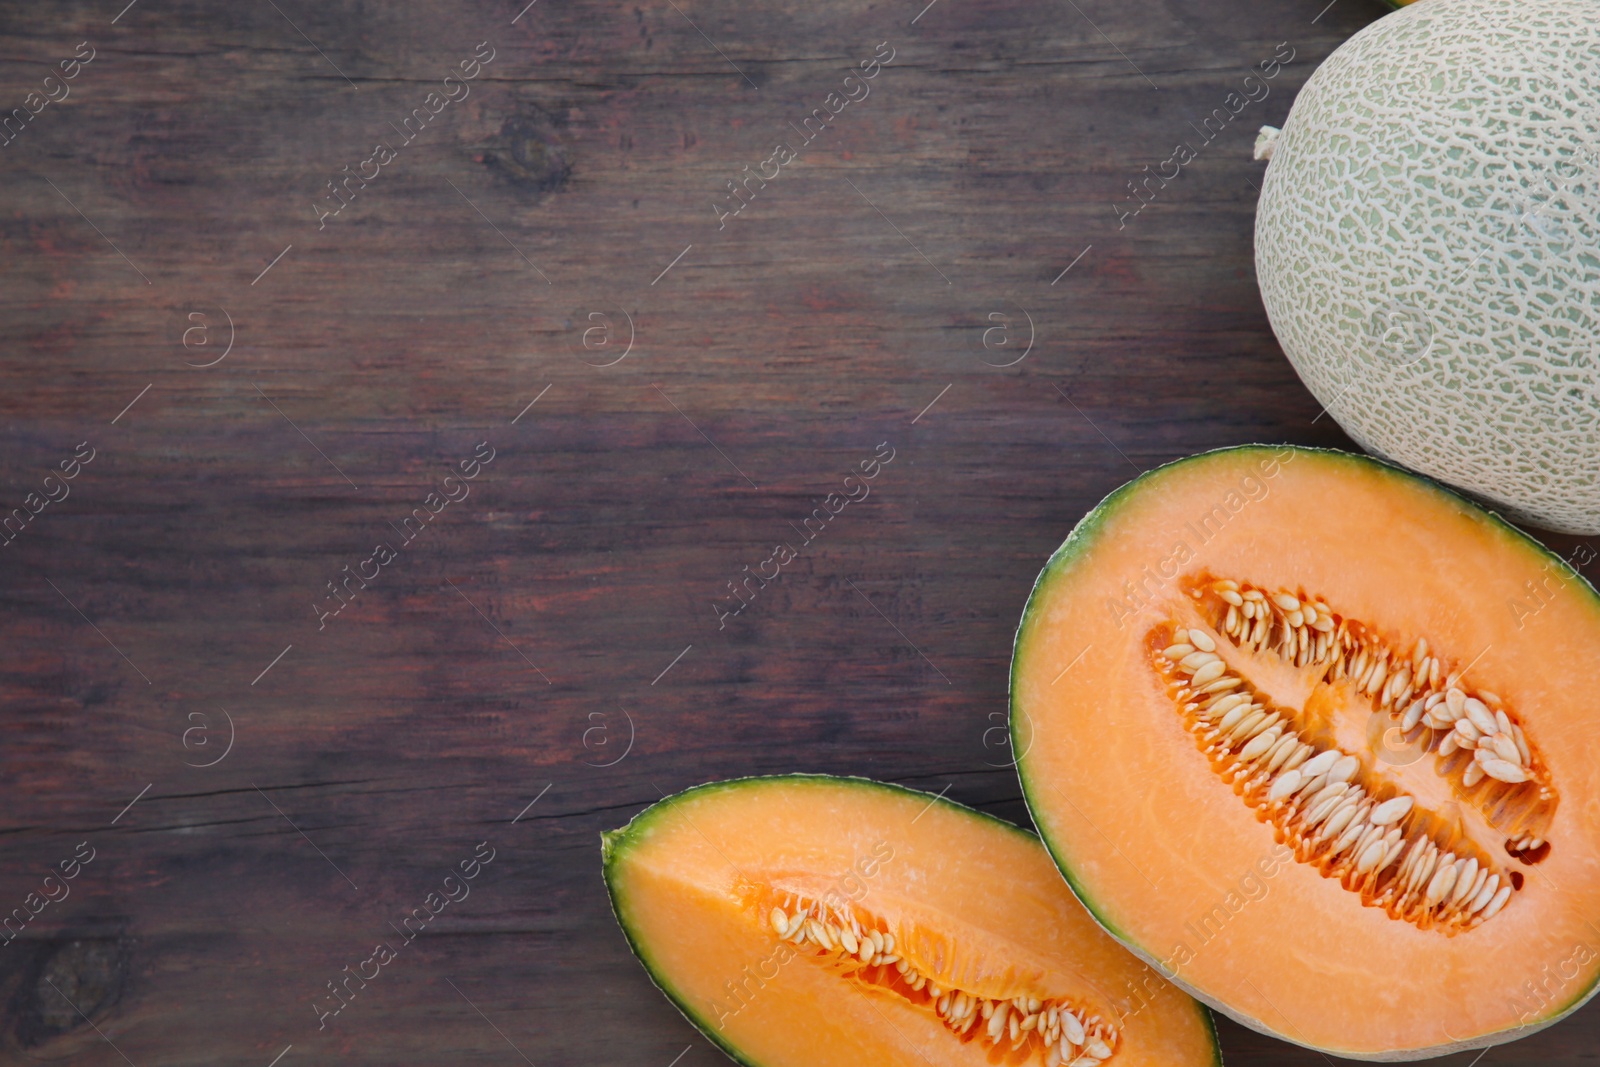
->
{"left": 1151, "top": 577, "right": 1561, "bottom": 933}
{"left": 761, "top": 894, "right": 1119, "bottom": 1065}
{"left": 1198, "top": 578, "right": 1555, "bottom": 855}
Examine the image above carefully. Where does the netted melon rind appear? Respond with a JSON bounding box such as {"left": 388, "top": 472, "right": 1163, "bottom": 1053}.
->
{"left": 1255, "top": 0, "right": 1600, "bottom": 534}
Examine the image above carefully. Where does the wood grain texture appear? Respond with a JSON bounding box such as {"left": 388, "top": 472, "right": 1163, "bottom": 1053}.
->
{"left": 0, "top": 0, "right": 1594, "bottom": 1063}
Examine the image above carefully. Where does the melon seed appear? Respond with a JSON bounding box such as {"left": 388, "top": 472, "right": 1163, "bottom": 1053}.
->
{"left": 1299, "top": 750, "right": 1340, "bottom": 779}
{"left": 1482, "top": 885, "right": 1512, "bottom": 919}
{"left": 1268, "top": 770, "right": 1303, "bottom": 801}
{"left": 1263, "top": 734, "right": 1302, "bottom": 773}
{"left": 1369, "top": 796, "right": 1413, "bottom": 825}
{"left": 1424, "top": 863, "right": 1459, "bottom": 908}
{"left": 1328, "top": 755, "right": 1360, "bottom": 782}
{"left": 1481, "top": 758, "right": 1529, "bottom": 784}
{"left": 1355, "top": 837, "right": 1387, "bottom": 873}
{"left": 1401, "top": 699, "right": 1426, "bottom": 730}
{"left": 1464, "top": 698, "right": 1498, "bottom": 736}
{"left": 1490, "top": 734, "right": 1522, "bottom": 765}
{"left": 1240, "top": 726, "right": 1282, "bottom": 762}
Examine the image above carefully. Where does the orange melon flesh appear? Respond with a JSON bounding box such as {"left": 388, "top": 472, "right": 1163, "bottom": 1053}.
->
{"left": 1012, "top": 445, "right": 1600, "bottom": 1060}
{"left": 603, "top": 776, "right": 1220, "bottom": 1067}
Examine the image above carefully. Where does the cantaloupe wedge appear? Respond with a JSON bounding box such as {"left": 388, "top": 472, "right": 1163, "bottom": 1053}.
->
{"left": 603, "top": 776, "right": 1220, "bottom": 1066}
{"left": 1012, "top": 445, "right": 1600, "bottom": 1059}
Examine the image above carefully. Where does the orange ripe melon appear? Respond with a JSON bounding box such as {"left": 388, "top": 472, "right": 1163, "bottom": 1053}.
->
{"left": 1012, "top": 445, "right": 1600, "bottom": 1059}
{"left": 602, "top": 775, "right": 1220, "bottom": 1067}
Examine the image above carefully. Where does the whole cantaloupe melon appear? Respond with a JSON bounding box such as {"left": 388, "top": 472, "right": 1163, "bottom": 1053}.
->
{"left": 1255, "top": 0, "right": 1600, "bottom": 534}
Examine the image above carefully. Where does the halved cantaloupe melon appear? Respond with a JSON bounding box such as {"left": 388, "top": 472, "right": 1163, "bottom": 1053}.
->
{"left": 1012, "top": 445, "right": 1600, "bottom": 1059}
{"left": 603, "top": 775, "right": 1220, "bottom": 1067}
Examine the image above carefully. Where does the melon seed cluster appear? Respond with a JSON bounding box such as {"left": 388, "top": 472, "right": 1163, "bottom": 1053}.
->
{"left": 1204, "top": 579, "right": 1553, "bottom": 831}
{"left": 767, "top": 896, "right": 1117, "bottom": 1066}
{"left": 1159, "top": 624, "right": 1514, "bottom": 932}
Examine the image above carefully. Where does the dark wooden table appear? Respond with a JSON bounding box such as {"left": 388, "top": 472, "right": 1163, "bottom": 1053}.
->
{"left": 2, "top": 0, "right": 1593, "bottom": 1063}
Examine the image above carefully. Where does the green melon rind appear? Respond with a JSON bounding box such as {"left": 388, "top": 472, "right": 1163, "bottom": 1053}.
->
{"left": 601, "top": 773, "right": 1223, "bottom": 1067}
{"left": 1008, "top": 443, "right": 1600, "bottom": 1062}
